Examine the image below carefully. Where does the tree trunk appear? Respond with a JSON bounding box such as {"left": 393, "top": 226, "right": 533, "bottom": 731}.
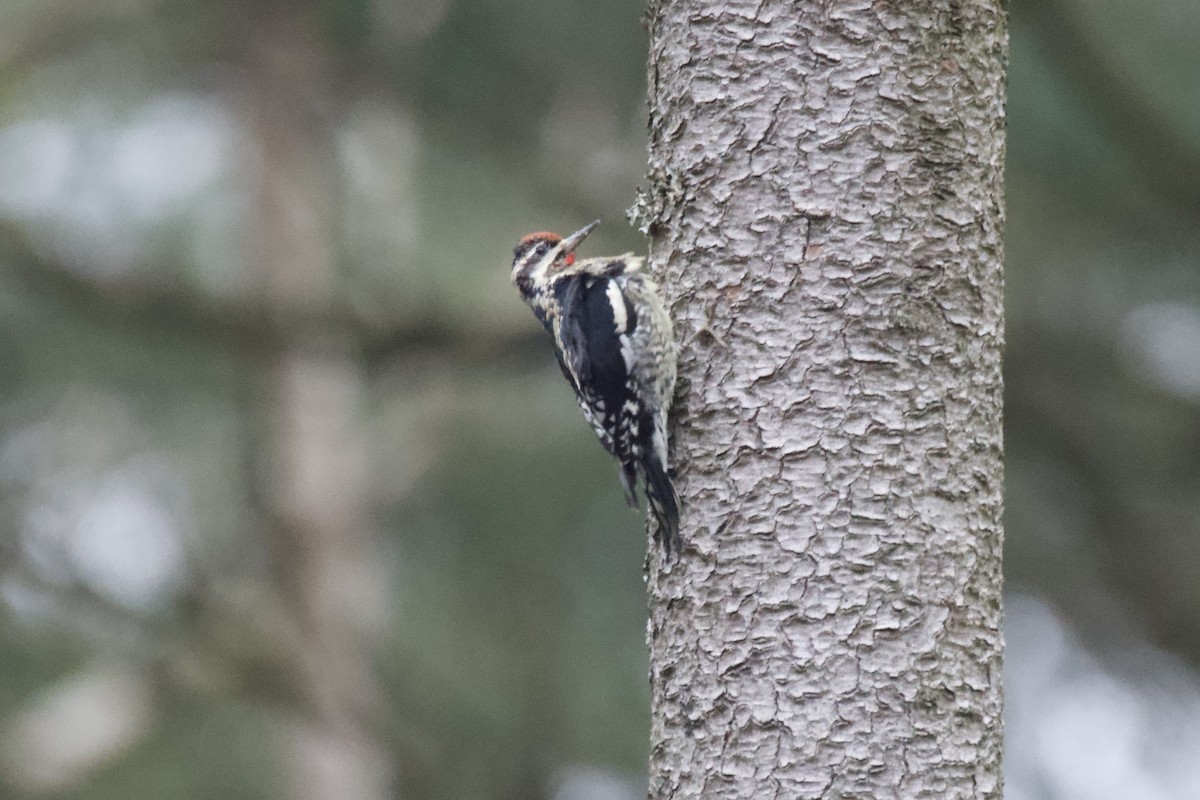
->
{"left": 243, "top": 6, "right": 393, "bottom": 799}
{"left": 641, "top": 2, "right": 1006, "bottom": 798}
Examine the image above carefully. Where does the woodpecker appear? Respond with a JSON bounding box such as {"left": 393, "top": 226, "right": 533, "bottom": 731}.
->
{"left": 511, "top": 220, "right": 681, "bottom": 555}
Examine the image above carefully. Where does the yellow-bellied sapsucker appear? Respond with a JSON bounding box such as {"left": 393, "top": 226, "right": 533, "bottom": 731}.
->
{"left": 511, "top": 220, "right": 681, "bottom": 554}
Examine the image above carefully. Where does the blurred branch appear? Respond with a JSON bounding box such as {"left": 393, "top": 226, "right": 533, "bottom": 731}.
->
{"left": 2, "top": 558, "right": 379, "bottom": 730}
{"left": 0, "top": 218, "right": 545, "bottom": 369}
{"left": 238, "top": 6, "right": 397, "bottom": 794}
{"left": 1, "top": 16, "right": 126, "bottom": 76}
{"left": 0, "top": 220, "right": 271, "bottom": 353}
{"left": 1020, "top": 0, "right": 1200, "bottom": 222}
{"left": 0, "top": 0, "right": 236, "bottom": 83}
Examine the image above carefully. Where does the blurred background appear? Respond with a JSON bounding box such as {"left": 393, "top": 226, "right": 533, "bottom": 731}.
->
{"left": 0, "top": 1, "right": 1196, "bottom": 798}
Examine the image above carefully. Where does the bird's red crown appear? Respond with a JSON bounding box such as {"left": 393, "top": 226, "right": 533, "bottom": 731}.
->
{"left": 520, "top": 231, "right": 562, "bottom": 245}
{"left": 519, "top": 231, "right": 575, "bottom": 265}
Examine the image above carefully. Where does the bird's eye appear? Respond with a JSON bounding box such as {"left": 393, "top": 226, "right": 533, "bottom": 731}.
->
{"left": 535, "top": 243, "right": 549, "bottom": 257}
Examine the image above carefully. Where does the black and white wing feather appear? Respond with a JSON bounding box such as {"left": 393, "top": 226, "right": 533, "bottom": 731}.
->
{"left": 555, "top": 273, "right": 640, "bottom": 504}
{"left": 554, "top": 270, "right": 680, "bottom": 552}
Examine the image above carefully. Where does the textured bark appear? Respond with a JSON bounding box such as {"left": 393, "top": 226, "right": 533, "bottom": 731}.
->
{"left": 640, "top": 2, "right": 1006, "bottom": 798}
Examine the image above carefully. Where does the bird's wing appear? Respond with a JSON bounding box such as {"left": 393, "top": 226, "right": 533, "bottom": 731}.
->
{"left": 555, "top": 275, "right": 638, "bottom": 466}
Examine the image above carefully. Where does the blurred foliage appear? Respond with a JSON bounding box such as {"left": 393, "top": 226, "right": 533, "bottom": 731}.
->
{"left": 0, "top": 1, "right": 1198, "bottom": 799}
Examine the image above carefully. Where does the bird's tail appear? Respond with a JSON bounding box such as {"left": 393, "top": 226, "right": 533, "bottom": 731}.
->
{"left": 618, "top": 461, "right": 638, "bottom": 508}
{"left": 642, "top": 453, "right": 681, "bottom": 556}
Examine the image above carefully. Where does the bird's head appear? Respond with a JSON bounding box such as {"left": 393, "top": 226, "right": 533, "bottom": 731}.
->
{"left": 511, "top": 220, "right": 599, "bottom": 295}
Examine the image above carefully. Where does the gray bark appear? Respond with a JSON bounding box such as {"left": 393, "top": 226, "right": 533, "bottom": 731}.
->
{"left": 639, "top": 2, "right": 1006, "bottom": 798}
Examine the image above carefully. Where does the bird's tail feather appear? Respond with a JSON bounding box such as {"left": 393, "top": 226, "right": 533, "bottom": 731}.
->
{"left": 642, "top": 454, "right": 681, "bottom": 556}
{"left": 618, "top": 462, "right": 638, "bottom": 508}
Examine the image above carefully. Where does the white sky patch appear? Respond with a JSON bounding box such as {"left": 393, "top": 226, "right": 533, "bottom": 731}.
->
{"left": 1120, "top": 302, "right": 1200, "bottom": 400}
{"left": 0, "top": 661, "right": 154, "bottom": 793}
{"left": 16, "top": 459, "right": 190, "bottom": 612}
{"left": 1005, "top": 594, "right": 1200, "bottom": 800}
{"left": 0, "top": 119, "right": 76, "bottom": 215}
{"left": 1, "top": 396, "right": 192, "bottom": 614}
{"left": 67, "top": 474, "right": 188, "bottom": 610}
{"left": 0, "top": 92, "right": 238, "bottom": 276}
{"left": 0, "top": 94, "right": 232, "bottom": 225}
{"left": 550, "top": 764, "right": 641, "bottom": 800}
{"left": 107, "top": 93, "right": 231, "bottom": 221}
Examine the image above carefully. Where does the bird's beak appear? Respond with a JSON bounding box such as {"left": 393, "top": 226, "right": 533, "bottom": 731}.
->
{"left": 560, "top": 220, "right": 600, "bottom": 254}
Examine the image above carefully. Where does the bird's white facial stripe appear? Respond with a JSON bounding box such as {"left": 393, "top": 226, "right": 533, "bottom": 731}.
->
{"left": 606, "top": 281, "right": 628, "bottom": 333}
{"left": 515, "top": 247, "right": 558, "bottom": 284}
